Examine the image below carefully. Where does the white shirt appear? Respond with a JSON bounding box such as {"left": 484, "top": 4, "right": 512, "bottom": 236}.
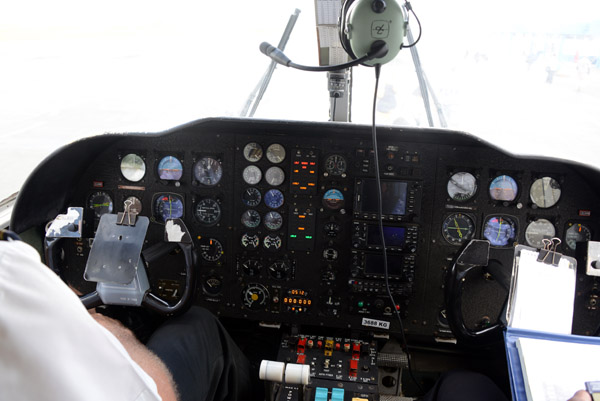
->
{"left": 0, "top": 240, "right": 161, "bottom": 401}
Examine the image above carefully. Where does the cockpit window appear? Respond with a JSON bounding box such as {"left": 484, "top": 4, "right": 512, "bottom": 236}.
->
{"left": 2, "top": 0, "right": 599, "bottom": 202}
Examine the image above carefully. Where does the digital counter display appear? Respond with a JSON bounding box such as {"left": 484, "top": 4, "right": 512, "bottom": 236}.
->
{"left": 366, "top": 225, "right": 406, "bottom": 248}
{"left": 359, "top": 179, "right": 407, "bottom": 216}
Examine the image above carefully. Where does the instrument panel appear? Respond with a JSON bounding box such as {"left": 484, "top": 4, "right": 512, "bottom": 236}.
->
{"left": 11, "top": 118, "right": 600, "bottom": 341}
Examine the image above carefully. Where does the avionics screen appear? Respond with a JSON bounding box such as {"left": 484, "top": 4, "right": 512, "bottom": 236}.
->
{"left": 365, "top": 254, "right": 405, "bottom": 276}
{"left": 366, "top": 225, "right": 406, "bottom": 248}
{"left": 360, "top": 179, "right": 407, "bottom": 215}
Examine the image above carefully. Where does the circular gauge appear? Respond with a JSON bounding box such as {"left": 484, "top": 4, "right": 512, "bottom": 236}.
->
{"left": 483, "top": 216, "right": 517, "bottom": 247}
{"left": 565, "top": 223, "right": 592, "bottom": 250}
{"left": 88, "top": 191, "right": 114, "bottom": 218}
{"left": 265, "top": 166, "right": 285, "bottom": 186}
{"left": 242, "top": 283, "right": 270, "bottom": 310}
{"left": 241, "top": 210, "right": 261, "bottom": 228}
{"left": 154, "top": 194, "right": 184, "bottom": 222}
{"left": 120, "top": 153, "right": 146, "bottom": 182}
{"left": 264, "top": 211, "right": 283, "bottom": 231}
{"left": 266, "top": 144, "right": 286, "bottom": 164}
{"left": 447, "top": 172, "right": 477, "bottom": 202}
{"left": 243, "top": 142, "right": 263, "bottom": 162}
{"left": 525, "top": 219, "right": 556, "bottom": 248}
{"left": 194, "top": 157, "right": 223, "bottom": 186}
{"left": 157, "top": 156, "right": 183, "bottom": 181}
{"left": 322, "top": 189, "right": 344, "bottom": 210}
{"left": 203, "top": 277, "right": 223, "bottom": 296}
{"left": 263, "top": 234, "right": 282, "bottom": 251}
{"left": 324, "top": 221, "right": 341, "bottom": 237}
{"left": 530, "top": 177, "right": 561, "bottom": 208}
{"left": 489, "top": 175, "right": 518, "bottom": 202}
{"left": 241, "top": 233, "right": 260, "bottom": 250}
{"left": 242, "top": 187, "right": 262, "bottom": 207}
{"left": 194, "top": 198, "right": 221, "bottom": 226}
{"left": 325, "top": 154, "right": 347, "bottom": 176}
{"left": 323, "top": 248, "right": 339, "bottom": 261}
{"left": 441, "top": 213, "right": 476, "bottom": 245}
{"left": 124, "top": 196, "right": 142, "bottom": 214}
{"left": 199, "top": 238, "right": 223, "bottom": 262}
{"left": 242, "top": 165, "right": 262, "bottom": 185}
{"left": 268, "top": 260, "right": 290, "bottom": 279}
{"left": 264, "top": 189, "right": 284, "bottom": 209}
{"left": 242, "top": 259, "right": 262, "bottom": 276}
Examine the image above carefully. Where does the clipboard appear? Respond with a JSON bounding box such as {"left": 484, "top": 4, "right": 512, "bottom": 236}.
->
{"left": 505, "top": 328, "right": 600, "bottom": 401}
{"left": 504, "top": 239, "right": 586, "bottom": 401}
{"left": 505, "top": 242, "right": 577, "bottom": 334}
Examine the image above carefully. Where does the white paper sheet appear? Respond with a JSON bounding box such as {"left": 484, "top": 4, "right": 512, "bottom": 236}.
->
{"left": 509, "top": 249, "right": 576, "bottom": 334}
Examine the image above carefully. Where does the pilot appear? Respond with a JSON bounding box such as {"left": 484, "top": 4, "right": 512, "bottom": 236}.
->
{"left": 0, "top": 238, "right": 252, "bottom": 401}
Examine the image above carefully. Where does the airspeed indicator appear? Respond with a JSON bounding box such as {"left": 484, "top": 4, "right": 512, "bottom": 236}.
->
{"left": 447, "top": 172, "right": 477, "bottom": 202}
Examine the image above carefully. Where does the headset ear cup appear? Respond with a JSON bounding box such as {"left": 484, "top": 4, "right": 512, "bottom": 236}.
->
{"left": 338, "top": 0, "right": 357, "bottom": 60}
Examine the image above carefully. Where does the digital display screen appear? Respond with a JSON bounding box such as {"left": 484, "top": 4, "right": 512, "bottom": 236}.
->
{"left": 367, "top": 225, "right": 406, "bottom": 248}
{"left": 360, "top": 179, "right": 407, "bottom": 216}
{"left": 364, "top": 254, "right": 405, "bottom": 276}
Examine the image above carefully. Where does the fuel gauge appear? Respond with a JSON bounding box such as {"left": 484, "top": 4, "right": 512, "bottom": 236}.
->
{"left": 241, "top": 233, "right": 260, "bottom": 250}
{"left": 263, "top": 234, "right": 282, "bottom": 251}
{"left": 203, "top": 277, "right": 223, "bottom": 296}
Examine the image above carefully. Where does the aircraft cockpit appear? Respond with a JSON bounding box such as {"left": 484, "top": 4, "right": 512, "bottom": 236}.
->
{"left": 3, "top": 1, "right": 600, "bottom": 400}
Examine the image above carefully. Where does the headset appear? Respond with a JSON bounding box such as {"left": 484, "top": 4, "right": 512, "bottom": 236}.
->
{"left": 260, "top": 0, "right": 409, "bottom": 71}
{"left": 339, "top": 0, "right": 408, "bottom": 66}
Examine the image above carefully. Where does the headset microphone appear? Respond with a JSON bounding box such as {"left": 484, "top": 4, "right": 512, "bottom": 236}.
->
{"left": 259, "top": 40, "right": 389, "bottom": 72}
{"left": 260, "top": 0, "right": 408, "bottom": 71}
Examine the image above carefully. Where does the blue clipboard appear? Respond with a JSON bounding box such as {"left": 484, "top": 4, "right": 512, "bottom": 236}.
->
{"left": 505, "top": 327, "right": 600, "bottom": 401}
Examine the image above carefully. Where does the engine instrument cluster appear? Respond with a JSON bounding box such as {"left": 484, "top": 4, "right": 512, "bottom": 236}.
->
{"left": 11, "top": 118, "right": 600, "bottom": 340}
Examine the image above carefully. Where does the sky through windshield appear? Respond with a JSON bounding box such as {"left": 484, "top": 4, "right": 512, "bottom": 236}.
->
{"left": 1, "top": 0, "right": 599, "bottom": 201}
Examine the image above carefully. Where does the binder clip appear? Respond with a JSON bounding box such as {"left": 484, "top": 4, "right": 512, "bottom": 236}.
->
{"left": 536, "top": 237, "right": 562, "bottom": 266}
{"left": 117, "top": 198, "right": 138, "bottom": 227}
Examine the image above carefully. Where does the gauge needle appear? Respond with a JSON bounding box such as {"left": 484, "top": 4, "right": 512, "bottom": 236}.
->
{"left": 497, "top": 219, "right": 502, "bottom": 240}
{"left": 450, "top": 179, "right": 468, "bottom": 192}
{"left": 454, "top": 218, "right": 463, "bottom": 238}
